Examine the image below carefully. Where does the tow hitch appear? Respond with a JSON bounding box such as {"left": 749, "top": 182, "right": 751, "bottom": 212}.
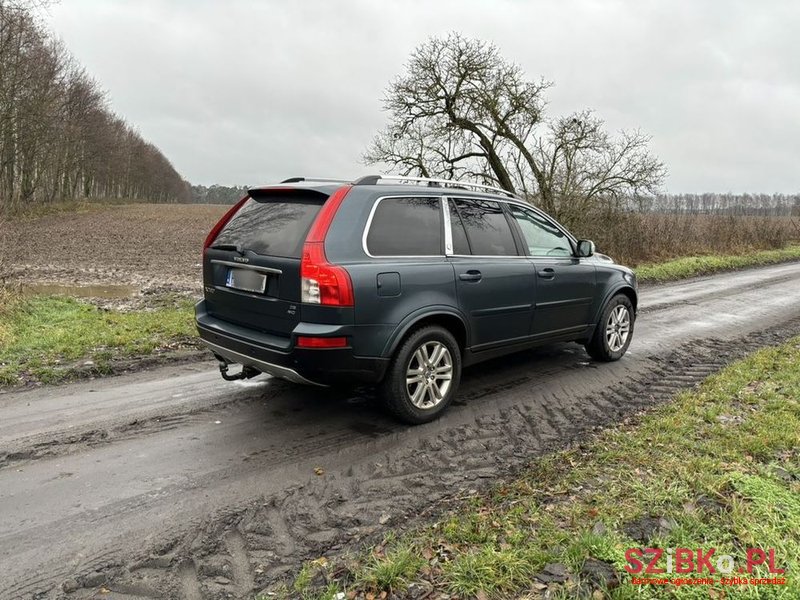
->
{"left": 218, "top": 361, "right": 260, "bottom": 381}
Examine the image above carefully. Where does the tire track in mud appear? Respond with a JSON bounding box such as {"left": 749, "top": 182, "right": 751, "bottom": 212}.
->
{"left": 49, "top": 321, "right": 800, "bottom": 600}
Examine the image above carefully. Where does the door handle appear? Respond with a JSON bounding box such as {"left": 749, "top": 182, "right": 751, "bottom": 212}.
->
{"left": 537, "top": 267, "right": 555, "bottom": 279}
{"left": 459, "top": 270, "right": 482, "bottom": 282}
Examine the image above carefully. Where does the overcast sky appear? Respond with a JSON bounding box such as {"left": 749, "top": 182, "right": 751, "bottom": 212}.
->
{"left": 46, "top": 0, "right": 799, "bottom": 193}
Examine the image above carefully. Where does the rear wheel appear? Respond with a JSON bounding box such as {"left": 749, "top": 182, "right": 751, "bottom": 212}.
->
{"left": 379, "top": 325, "right": 462, "bottom": 424}
{"left": 585, "top": 294, "right": 634, "bottom": 361}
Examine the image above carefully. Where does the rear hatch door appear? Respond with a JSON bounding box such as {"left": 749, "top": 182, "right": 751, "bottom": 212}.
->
{"left": 204, "top": 188, "right": 329, "bottom": 339}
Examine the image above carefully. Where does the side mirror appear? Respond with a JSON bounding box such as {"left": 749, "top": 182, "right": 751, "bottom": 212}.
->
{"left": 577, "top": 239, "right": 595, "bottom": 257}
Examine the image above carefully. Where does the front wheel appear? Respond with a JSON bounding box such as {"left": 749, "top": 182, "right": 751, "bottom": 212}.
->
{"left": 585, "top": 294, "right": 635, "bottom": 361}
{"left": 379, "top": 326, "right": 462, "bottom": 424}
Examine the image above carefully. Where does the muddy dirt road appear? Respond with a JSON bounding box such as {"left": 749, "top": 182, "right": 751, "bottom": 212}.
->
{"left": 2, "top": 263, "right": 800, "bottom": 599}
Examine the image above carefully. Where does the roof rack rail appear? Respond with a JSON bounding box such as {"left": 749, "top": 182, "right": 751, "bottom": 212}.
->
{"left": 280, "top": 177, "right": 350, "bottom": 184}
{"left": 353, "top": 175, "right": 518, "bottom": 199}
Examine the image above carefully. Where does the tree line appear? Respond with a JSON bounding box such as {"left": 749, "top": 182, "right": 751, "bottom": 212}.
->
{"left": 190, "top": 184, "right": 249, "bottom": 205}
{"left": 644, "top": 193, "right": 800, "bottom": 216}
{"left": 0, "top": 1, "right": 189, "bottom": 213}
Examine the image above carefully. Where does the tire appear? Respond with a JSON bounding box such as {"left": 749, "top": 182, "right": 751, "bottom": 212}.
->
{"left": 379, "top": 325, "right": 462, "bottom": 424}
{"left": 585, "top": 293, "right": 635, "bottom": 362}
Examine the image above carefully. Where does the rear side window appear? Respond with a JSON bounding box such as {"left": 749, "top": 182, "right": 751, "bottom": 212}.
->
{"left": 213, "top": 194, "right": 325, "bottom": 258}
{"left": 452, "top": 199, "right": 518, "bottom": 256}
{"left": 448, "top": 201, "right": 471, "bottom": 255}
{"left": 366, "top": 197, "right": 443, "bottom": 256}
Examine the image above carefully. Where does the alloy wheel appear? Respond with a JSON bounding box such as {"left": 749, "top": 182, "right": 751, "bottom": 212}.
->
{"left": 405, "top": 341, "right": 453, "bottom": 409}
{"left": 605, "top": 305, "right": 631, "bottom": 352}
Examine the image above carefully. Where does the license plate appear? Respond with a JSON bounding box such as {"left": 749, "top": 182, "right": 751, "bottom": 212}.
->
{"left": 226, "top": 268, "right": 267, "bottom": 293}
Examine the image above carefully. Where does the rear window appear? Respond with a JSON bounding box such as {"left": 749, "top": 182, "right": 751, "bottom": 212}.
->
{"left": 213, "top": 194, "right": 325, "bottom": 258}
{"left": 366, "top": 197, "right": 443, "bottom": 256}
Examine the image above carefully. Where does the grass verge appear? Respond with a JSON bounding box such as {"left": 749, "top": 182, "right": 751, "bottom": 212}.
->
{"left": 0, "top": 293, "right": 198, "bottom": 386}
{"left": 634, "top": 245, "right": 800, "bottom": 283}
{"left": 274, "top": 338, "right": 800, "bottom": 599}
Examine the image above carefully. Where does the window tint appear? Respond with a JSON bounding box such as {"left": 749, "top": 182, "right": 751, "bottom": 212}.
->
{"left": 214, "top": 195, "right": 324, "bottom": 258}
{"left": 453, "top": 199, "right": 518, "bottom": 256}
{"left": 509, "top": 205, "right": 572, "bottom": 257}
{"left": 366, "top": 197, "right": 442, "bottom": 256}
{"left": 448, "top": 201, "right": 471, "bottom": 255}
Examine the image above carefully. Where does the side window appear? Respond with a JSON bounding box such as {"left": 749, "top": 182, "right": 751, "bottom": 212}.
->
{"left": 447, "top": 200, "right": 471, "bottom": 255}
{"left": 453, "top": 199, "right": 518, "bottom": 256}
{"left": 509, "top": 205, "right": 572, "bottom": 257}
{"left": 366, "top": 197, "right": 442, "bottom": 256}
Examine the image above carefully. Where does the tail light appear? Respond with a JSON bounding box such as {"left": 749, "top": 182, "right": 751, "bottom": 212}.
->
{"left": 300, "top": 185, "right": 354, "bottom": 306}
{"left": 296, "top": 336, "right": 348, "bottom": 348}
{"left": 203, "top": 195, "right": 249, "bottom": 253}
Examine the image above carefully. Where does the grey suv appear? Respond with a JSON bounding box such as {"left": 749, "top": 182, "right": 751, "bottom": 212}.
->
{"left": 196, "top": 175, "right": 637, "bottom": 423}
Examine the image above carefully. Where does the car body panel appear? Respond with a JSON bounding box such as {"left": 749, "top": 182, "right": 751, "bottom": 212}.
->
{"left": 529, "top": 256, "right": 597, "bottom": 338}
{"left": 448, "top": 256, "right": 535, "bottom": 350}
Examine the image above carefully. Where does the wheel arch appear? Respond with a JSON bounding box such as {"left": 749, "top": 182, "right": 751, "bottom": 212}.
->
{"left": 595, "top": 284, "right": 638, "bottom": 323}
{"left": 382, "top": 307, "right": 469, "bottom": 359}
{"left": 617, "top": 286, "right": 638, "bottom": 313}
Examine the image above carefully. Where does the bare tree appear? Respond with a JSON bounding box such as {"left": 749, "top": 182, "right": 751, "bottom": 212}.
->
{"left": 365, "top": 33, "right": 665, "bottom": 225}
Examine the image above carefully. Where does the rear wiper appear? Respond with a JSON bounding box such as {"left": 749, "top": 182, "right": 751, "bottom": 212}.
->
{"left": 210, "top": 243, "right": 245, "bottom": 255}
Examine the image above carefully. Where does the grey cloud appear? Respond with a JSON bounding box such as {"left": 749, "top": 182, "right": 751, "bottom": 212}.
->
{"left": 48, "top": 0, "right": 800, "bottom": 192}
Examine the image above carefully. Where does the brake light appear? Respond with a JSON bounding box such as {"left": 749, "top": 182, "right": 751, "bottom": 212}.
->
{"left": 296, "top": 336, "right": 348, "bottom": 348}
{"left": 301, "top": 242, "right": 354, "bottom": 305}
{"left": 300, "top": 185, "right": 354, "bottom": 306}
{"left": 203, "top": 195, "right": 249, "bottom": 253}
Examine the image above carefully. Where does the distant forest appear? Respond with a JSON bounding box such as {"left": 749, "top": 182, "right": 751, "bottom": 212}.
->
{"left": 645, "top": 193, "right": 800, "bottom": 215}
{"left": 190, "top": 184, "right": 249, "bottom": 205}
{"left": 0, "top": 1, "right": 189, "bottom": 213}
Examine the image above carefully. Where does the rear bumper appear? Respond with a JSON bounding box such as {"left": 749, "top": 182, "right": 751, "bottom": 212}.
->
{"left": 195, "top": 301, "right": 389, "bottom": 385}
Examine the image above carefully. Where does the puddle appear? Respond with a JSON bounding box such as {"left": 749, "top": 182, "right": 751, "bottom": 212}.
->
{"left": 21, "top": 283, "right": 137, "bottom": 299}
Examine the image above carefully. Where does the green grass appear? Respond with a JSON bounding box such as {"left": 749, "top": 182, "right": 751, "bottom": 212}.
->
{"left": 359, "top": 544, "right": 426, "bottom": 590}
{"left": 278, "top": 338, "right": 800, "bottom": 599}
{"left": 634, "top": 245, "right": 800, "bottom": 283}
{"left": 0, "top": 294, "right": 197, "bottom": 385}
{"left": 275, "top": 544, "right": 425, "bottom": 600}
